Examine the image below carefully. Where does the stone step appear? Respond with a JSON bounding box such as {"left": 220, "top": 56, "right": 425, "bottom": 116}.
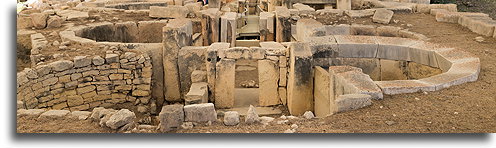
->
{"left": 217, "top": 106, "right": 282, "bottom": 117}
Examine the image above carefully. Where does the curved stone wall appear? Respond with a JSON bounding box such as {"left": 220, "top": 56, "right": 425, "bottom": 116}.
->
{"left": 16, "top": 50, "right": 154, "bottom": 112}
{"left": 303, "top": 35, "right": 480, "bottom": 95}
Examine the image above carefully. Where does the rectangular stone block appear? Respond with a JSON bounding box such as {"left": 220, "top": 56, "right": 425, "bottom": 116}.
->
{"left": 296, "top": 19, "right": 324, "bottom": 42}
{"left": 279, "top": 67, "right": 287, "bottom": 87}
{"left": 220, "top": 12, "right": 237, "bottom": 46}
{"left": 350, "top": 24, "right": 377, "bottom": 36}
{"left": 287, "top": 43, "right": 313, "bottom": 115}
{"left": 184, "top": 103, "right": 217, "bottom": 122}
{"left": 178, "top": 46, "right": 207, "bottom": 98}
{"left": 275, "top": 6, "right": 291, "bottom": 42}
{"left": 258, "top": 60, "right": 280, "bottom": 106}
{"left": 138, "top": 20, "right": 168, "bottom": 43}
{"left": 279, "top": 87, "right": 287, "bottom": 105}
{"left": 149, "top": 6, "right": 189, "bottom": 18}
{"left": 325, "top": 24, "right": 351, "bottom": 35}
{"left": 215, "top": 59, "right": 235, "bottom": 108}
{"left": 336, "top": 94, "right": 372, "bottom": 112}
{"left": 159, "top": 104, "right": 184, "bottom": 132}
{"left": 313, "top": 66, "right": 332, "bottom": 117}
{"left": 185, "top": 82, "right": 208, "bottom": 105}
{"left": 334, "top": 35, "right": 378, "bottom": 58}
{"left": 372, "top": 9, "right": 394, "bottom": 24}
{"left": 337, "top": 0, "right": 351, "bottom": 10}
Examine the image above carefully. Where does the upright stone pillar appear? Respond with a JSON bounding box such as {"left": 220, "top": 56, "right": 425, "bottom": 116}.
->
{"left": 287, "top": 42, "right": 314, "bottom": 115}
{"left": 201, "top": 8, "right": 222, "bottom": 46}
{"left": 275, "top": 6, "right": 291, "bottom": 42}
{"left": 162, "top": 19, "right": 193, "bottom": 102}
{"left": 337, "top": 0, "right": 351, "bottom": 10}
{"left": 258, "top": 60, "right": 280, "bottom": 106}
{"left": 221, "top": 12, "right": 237, "bottom": 47}
{"left": 260, "top": 12, "right": 275, "bottom": 41}
{"left": 206, "top": 43, "right": 231, "bottom": 102}
{"left": 215, "top": 58, "right": 236, "bottom": 108}
{"left": 209, "top": 0, "right": 221, "bottom": 8}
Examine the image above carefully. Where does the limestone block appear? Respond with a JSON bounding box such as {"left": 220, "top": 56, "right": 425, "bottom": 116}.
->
{"left": 39, "top": 110, "right": 70, "bottom": 119}
{"left": 106, "top": 109, "right": 136, "bottom": 129}
{"left": 138, "top": 20, "right": 168, "bottom": 43}
{"left": 113, "top": 21, "right": 139, "bottom": 43}
{"left": 313, "top": 66, "right": 332, "bottom": 117}
{"left": 105, "top": 54, "right": 120, "bottom": 63}
{"left": 306, "top": 36, "right": 339, "bottom": 59}
{"left": 159, "top": 105, "right": 184, "bottom": 132}
{"left": 279, "top": 87, "right": 287, "bottom": 105}
{"left": 201, "top": 8, "right": 221, "bottom": 45}
{"left": 325, "top": 24, "right": 351, "bottom": 35}
{"left": 68, "top": 111, "right": 91, "bottom": 120}
{"left": 50, "top": 60, "right": 74, "bottom": 72}
{"left": 56, "top": 10, "right": 89, "bottom": 20}
{"left": 258, "top": 60, "right": 280, "bottom": 106}
{"left": 17, "top": 16, "right": 33, "bottom": 29}
{"left": 316, "top": 9, "right": 344, "bottom": 16}
{"left": 185, "top": 82, "right": 209, "bottom": 105}
{"left": 408, "top": 43, "right": 439, "bottom": 67}
{"left": 337, "top": 0, "right": 352, "bottom": 10}
{"left": 334, "top": 35, "right": 378, "bottom": 58}
{"left": 469, "top": 19, "right": 496, "bottom": 37}
{"left": 220, "top": 12, "right": 237, "bottom": 46}
{"left": 296, "top": 19, "right": 324, "bottom": 42}
{"left": 374, "top": 80, "right": 434, "bottom": 95}
{"left": 218, "top": 47, "right": 266, "bottom": 60}
{"left": 430, "top": 8, "right": 448, "bottom": 16}
{"left": 223, "top": 111, "right": 239, "bottom": 126}
{"left": 373, "top": 9, "right": 394, "bottom": 24}
{"left": 336, "top": 94, "right": 371, "bottom": 112}
{"left": 293, "top": 3, "right": 315, "bottom": 15}
{"left": 178, "top": 46, "right": 206, "bottom": 97}
{"left": 334, "top": 68, "right": 383, "bottom": 99}
{"left": 206, "top": 43, "right": 230, "bottom": 102}
{"left": 163, "top": 19, "right": 193, "bottom": 101}
{"left": 287, "top": 43, "right": 313, "bottom": 115}
{"left": 30, "top": 13, "right": 48, "bottom": 29}
{"left": 332, "top": 58, "right": 381, "bottom": 81}
{"left": 17, "top": 109, "right": 46, "bottom": 117}
{"left": 209, "top": 0, "right": 221, "bottom": 8}
{"left": 375, "top": 36, "right": 419, "bottom": 61}
{"left": 191, "top": 70, "right": 207, "bottom": 83}
{"left": 275, "top": 6, "right": 291, "bottom": 42}
{"left": 184, "top": 103, "right": 217, "bottom": 122}
{"left": 376, "top": 26, "right": 401, "bottom": 37}
{"left": 92, "top": 56, "right": 105, "bottom": 65}
{"left": 350, "top": 24, "right": 377, "bottom": 36}
{"left": 215, "top": 59, "right": 235, "bottom": 108}
{"left": 149, "top": 6, "right": 189, "bottom": 18}
{"left": 74, "top": 56, "right": 92, "bottom": 68}
{"left": 46, "top": 16, "right": 62, "bottom": 28}
{"left": 345, "top": 9, "right": 375, "bottom": 18}
{"left": 279, "top": 67, "right": 287, "bottom": 86}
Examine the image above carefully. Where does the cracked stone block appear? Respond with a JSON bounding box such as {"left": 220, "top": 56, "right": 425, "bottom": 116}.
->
{"left": 373, "top": 9, "right": 394, "bottom": 24}
{"left": 184, "top": 103, "right": 217, "bottom": 122}
{"left": 159, "top": 105, "right": 184, "bottom": 132}
{"left": 185, "top": 82, "right": 208, "bottom": 105}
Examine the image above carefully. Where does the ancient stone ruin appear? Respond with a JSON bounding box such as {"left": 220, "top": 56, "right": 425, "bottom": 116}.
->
{"left": 17, "top": 0, "right": 488, "bottom": 133}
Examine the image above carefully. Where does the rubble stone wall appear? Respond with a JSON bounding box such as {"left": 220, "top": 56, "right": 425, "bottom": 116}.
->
{"left": 16, "top": 51, "right": 153, "bottom": 112}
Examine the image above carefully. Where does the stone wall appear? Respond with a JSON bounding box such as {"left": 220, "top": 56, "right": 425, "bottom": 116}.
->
{"left": 16, "top": 51, "right": 153, "bottom": 112}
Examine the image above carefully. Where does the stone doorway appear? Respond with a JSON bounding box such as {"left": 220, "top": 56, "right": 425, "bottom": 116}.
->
{"left": 234, "top": 59, "right": 259, "bottom": 107}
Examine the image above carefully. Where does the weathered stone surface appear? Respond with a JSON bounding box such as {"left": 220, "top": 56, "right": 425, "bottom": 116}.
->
{"left": 313, "top": 66, "right": 332, "bottom": 117}
{"left": 215, "top": 59, "right": 235, "bottom": 108}
{"left": 220, "top": 12, "right": 237, "bottom": 46}
{"left": 275, "top": 6, "right": 292, "bottom": 42}
{"left": 74, "top": 56, "right": 92, "bottom": 68}
{"left": 345, "top": 9, "right": 375, "bottom": 18}
{"left": 325, "top": 24, "right": 351, "bottom": 35}
{"left": 184, "top": 103, "right": 217, "bottom": 122}
{"left": 336, "top": 94, "right": 372, "bottom": 112}
{"left": 17, "top": 16, "right": 34, "bottom": 29}
{"left": 39, "top": 110, "right": 70, "bottom": 119}
{"left": 68, "top": 111, "right": 91, "bottom": 120}
{"left": 334, "top": 35, "right": 378, "bottom": 58}
{"left": 46, "top": 16, "right": 62, "bottom": 28}
{"left": 149, "top": 6, "right": 189, "bottom": 18}
{"left": 185, "top": 82, "right": 208, "bottom": 105}
{"left": 287, "top": 43, "right": 313, "bottom": 115}
{"left": 259, "top": 116, "right": 275, "bottom": 125}
{"left": 191, "top": 70, "right": 207, "bottom": 83}
{"left": 92, "top": 56, "right": 105, "bottom": 65}
{"left": 56, "top": 10, "right": 89, "bottom": 20}
{"left": 303, "top": 111, "right": 315, "bottom": 119}
{"left": 293, "top": 3, "right": 315, "bottom": 15}
{"left": 296, "top": 19, "right": 324, "bottom": 42}
{"left": 245, "top": 105, "right": 259, "bottom": 124}
{"left": 258, "top": 60, "right": 280, "bottom": 106}
{"left": 31, "top": 13, "right": 48, "bottom": 29}
{"left": 105, "top": 54, "right": 119, "bottom": 63}
{"left": 223, "top": 111, "right": 240, "bottom": 126}
{"left": 17, "top": 109, "right": 46, "bottom": 117}
{"left": 337, "top": 0, "right": 352, "bottom": 10}
{"left": 159, "top": 105, "right": 184, "bottom": 132}
{"left": 373, "top": 9, "right": 394, "bottom": 24}
{"left": 106, "top": 109, "right": 136, "bottom": 129}
{"left": 50, "top": 60, "right": 74, "bottom": 71}
{"left": 138, "top": 20, "right": 168, "bottom": 43}
{"left": 350, "top": 24, "right": 377, "bottom": 35}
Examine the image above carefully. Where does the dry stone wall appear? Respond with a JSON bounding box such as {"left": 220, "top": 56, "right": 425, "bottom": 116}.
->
{"left": 17, "top": 50, "right": 153, "bottom": 112}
